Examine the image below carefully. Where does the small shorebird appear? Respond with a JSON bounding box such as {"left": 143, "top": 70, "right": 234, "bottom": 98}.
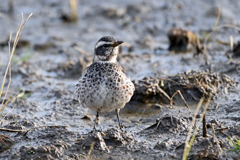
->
{"left": 76, "top": 36, "right": 135, "bottom": 131}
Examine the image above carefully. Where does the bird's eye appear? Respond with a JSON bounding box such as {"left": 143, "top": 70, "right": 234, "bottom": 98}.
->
{"left": 103, "top": 44, "right": 108, "bottom": 48}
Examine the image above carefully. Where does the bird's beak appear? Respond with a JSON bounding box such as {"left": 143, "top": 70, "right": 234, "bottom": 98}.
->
{"left": 113, "top": 41, "right": 123, "bottom": 47}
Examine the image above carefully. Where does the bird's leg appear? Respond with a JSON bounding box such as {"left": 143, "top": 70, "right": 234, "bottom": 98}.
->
{"left": 115, "top": 109, "right": 122, "bottom": 131}
{"left": 93, "top": 110, "right": 99, "bottom": 132}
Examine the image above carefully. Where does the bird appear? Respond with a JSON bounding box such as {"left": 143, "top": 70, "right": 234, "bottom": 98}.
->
{"left": 76, "top": 36, "right": 135, "bottom": 131}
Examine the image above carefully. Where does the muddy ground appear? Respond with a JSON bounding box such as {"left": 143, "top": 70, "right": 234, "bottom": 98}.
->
{"left": 0, "top": 0, "right": 240, "bottom": 159}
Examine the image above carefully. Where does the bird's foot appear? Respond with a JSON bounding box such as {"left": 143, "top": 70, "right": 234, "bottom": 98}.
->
{"left": 90, "top": 127, "right": 102, "bottom": 134}
{"left": 118, "top": 124, "right": 124, "bottom": 132}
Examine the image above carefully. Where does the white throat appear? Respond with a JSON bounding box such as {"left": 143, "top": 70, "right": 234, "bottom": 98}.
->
{"left": 93, "top": 46, "right": 119, "bottom": 63}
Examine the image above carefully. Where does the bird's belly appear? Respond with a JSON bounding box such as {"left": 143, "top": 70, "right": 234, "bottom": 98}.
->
{"left": 82, "top": 84, "right": 107, "bottom": 111}
{"left": 81, "top": 83, "right": 129, "bottom": 113}
{"left": 76, "top": 61, "right": 135, "bottom": 113}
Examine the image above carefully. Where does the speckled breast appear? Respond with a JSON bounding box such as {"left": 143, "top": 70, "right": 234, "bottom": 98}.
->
{"left": 76, "top": 61, "right": 135, "bottom": 112}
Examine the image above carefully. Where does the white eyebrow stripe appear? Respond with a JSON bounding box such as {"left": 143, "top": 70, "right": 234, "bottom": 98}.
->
{"left": 95, "top": 41, "right": 113, "bottom": 48}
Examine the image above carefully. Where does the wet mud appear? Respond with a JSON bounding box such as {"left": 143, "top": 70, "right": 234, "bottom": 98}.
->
{"left": 1, "top": 0, "right": 240, "bottom": 159}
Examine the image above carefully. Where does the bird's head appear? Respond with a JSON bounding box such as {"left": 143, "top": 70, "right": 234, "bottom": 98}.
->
{"left": 93, "top": 36, "right": 123, "bottom": 63}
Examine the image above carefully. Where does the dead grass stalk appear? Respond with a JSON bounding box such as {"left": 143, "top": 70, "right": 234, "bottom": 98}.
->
{"left": 0, "top": 13, "right": 32, "bottom": 124}
{"left": 182, "top": 95, "right": 212, "bottom": 160}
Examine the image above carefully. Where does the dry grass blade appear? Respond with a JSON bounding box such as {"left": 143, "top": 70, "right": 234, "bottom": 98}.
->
{"left": 204, "top": 6, "right": 221, "bottom": 45}
{"left": 203, "top": 6, "right": 221, "bottom": 65}
{"left": 182, "top": 98, "right": 204, "bottom": 160}
{"left": 230, "top": 36, "right": 234, "bottom": 51}
{"left": 213, "top": 5, "right": 221, "bottom": 31}
{"left": 0, "top": 13, "right": 32, "bottom": 121}
{"left": 203, "top": 5, "right": 240, "bottom": 64}
{"left": 182, "top": 96, "right": 212, "bottom": 160}
{"left": 204, "top": 23, "right": 240, "bottom": 49}
{"left": 0, "top": 97, "right": 12, "bottom": 117}
{"left": 0, "top": 93, "right": 21, "bottom": 125}
{"left": 0, "top": 13, "right": 32, "bottom": 98}
{"left": 170, "top": 90, "right": 190, "bottom": 110}
{"left": 0, "top": 128, "right": 23, "bottom": 132}
{"left": 0, "top": 33, "right": 13, "bottom": 114}
{"left": 0, "top": 125, "right": 67, "bottom": 133}
{"left": 69, "top": 0, "right": 78, "bottom": 22}
{"left": 86, "top": 141, "right": 96, "bottom": 160}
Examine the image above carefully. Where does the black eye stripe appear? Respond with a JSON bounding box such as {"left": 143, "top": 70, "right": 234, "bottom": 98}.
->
{"left": 101, "top": 44, "right": 112, "bottom": 48}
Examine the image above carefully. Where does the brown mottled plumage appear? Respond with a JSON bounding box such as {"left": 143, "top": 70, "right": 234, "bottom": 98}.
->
{"left": 76, "top": 36, "right": 135, "bottom": 131}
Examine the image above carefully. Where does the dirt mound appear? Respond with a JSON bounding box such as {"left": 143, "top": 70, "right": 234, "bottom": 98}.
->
{"left": 76, "top": 128, "right": 136, "bottom": 153}
{"left": 0, "top": 135, "right": 13, "bottom": 152}
{"left": 131, "top": 70, "right": 234, "bottom": 105}
{"left": 20, "top": 140, "right": 70, "bottom": 160}
{"left": 143, "top": 116, "right": 192, "bottom": 134}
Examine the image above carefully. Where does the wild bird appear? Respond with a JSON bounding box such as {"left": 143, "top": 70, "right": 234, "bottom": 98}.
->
{"left": 76, "top": 36, "right": 135, "bottom": 131}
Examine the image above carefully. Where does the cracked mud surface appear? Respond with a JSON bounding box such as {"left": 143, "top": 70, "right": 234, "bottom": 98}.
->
{"left": 1, "top": 0, "right": 240, "bottom": 159}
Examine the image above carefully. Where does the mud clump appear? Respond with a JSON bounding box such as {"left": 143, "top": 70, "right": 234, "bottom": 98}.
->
{"left": 76, "top": 128, "right": 136, "bottom": 153}
{"left": 33, "top": 42, "right": 57, "bottom": 52}
{"left": 20, "top": 140, "right": 70, "bottom": 160}
{"left": 233, "top": 41, "right": 240, "bottom": 57}
{"left": 142, "top": 116, "right": 192, "bottom": 134}
{"left": 131, "top": 70, "right": 234, "bottom": 105}
{"left": 70, "top": 128, "right": 143, "bottom": 159}
{"left": 154, "top": 139, "right": 173, "bottom": 151}
{"left": 3, "top": 119, "right": 36, "bottom": 130}
{"left": 103, "top": 128, "right": 135, "bottom": 147}
{"left": 0, "top": 135, "right": 13, "bottom": 152}
{"left": 168, "top": 28, "right": 202, "bottom": 54}
{"left": 176, "top": 136, "right": 227, "bottom": 159}
{"left": 3, "top": 127, "right": 76, "bottom": 160}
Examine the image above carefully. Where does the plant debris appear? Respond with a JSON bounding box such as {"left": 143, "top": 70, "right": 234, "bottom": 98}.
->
{"left": 168, "top": 28, "right": 203, "bottom": 54}
{"left": 131, "top": 70, "right": 234, "bottom": 105}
